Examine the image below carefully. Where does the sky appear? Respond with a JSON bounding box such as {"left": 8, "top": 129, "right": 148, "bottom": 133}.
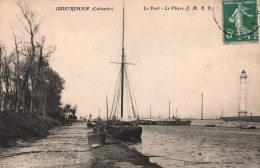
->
{"left": 0, "top": 0, "right": 260, "bottom": 119}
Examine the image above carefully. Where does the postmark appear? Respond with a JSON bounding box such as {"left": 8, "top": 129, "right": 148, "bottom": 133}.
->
{"left": 222, "top": 0, "right": 258, "bottom": 44}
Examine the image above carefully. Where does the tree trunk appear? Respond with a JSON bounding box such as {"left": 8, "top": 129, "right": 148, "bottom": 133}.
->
{"left": 0, "top": 46, "right": 2, "bottom": 113}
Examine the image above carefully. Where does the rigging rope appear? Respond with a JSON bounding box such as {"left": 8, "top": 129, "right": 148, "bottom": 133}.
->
{"left": 114, "top": 68, "right": 122, "bottom": 119}
{"left": 125, "top": 67, "right": 139, "bottom": 118}
{"left": 125, "top": 67, "right": 137, "bottom": 118}
{"left": 110, "top": 68, "right": 121, "bottom": 119}
{"left": 109, "top": 55, "right": 140, "bottom": 119}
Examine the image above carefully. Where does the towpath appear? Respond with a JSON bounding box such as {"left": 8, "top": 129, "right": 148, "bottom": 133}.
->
{"left": 0, "top": 122, "right": 92, "bottom": 168}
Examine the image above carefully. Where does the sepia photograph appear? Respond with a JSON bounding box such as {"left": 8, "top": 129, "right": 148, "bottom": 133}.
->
{"left": 0, "top": 0, "right": 259, "bottom": 167}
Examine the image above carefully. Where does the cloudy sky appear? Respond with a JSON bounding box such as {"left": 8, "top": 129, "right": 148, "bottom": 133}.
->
{"left": 1, "top": 0, "right": 259, "bottom": 119}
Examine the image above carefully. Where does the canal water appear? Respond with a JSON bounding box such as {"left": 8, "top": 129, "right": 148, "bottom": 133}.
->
{"left": 0, "top": 122, "right": 92, "bottom": 168}
{"left": 129, "top": 120, "right": 260, "bottom": 168}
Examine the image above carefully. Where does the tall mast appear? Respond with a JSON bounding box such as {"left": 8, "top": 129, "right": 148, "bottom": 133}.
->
{"left": 169, "top": 101, "right": 171, "bottom": 119}
{"left": 120, "top": 5, "right": 125, "bottom": 118}
{"left": 150, "top": 105, "right": 151, "bottom": 119}
{"left": 201, "top": 93, "right": 203, "bottom": 120}
{"left": 106, "top": 95, "right": 109, "bottom": 120}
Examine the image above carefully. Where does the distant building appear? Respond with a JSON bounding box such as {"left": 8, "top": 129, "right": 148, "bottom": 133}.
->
{"left": 238, "top": 69, "right": 247, "bottom": 117}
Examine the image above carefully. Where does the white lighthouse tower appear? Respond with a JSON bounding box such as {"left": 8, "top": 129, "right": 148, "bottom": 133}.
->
{"left": 238, "top": 69, "right": 247, "bottom": 117}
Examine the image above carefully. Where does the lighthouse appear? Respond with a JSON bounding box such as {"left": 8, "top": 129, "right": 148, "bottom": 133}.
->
{"left": 238, "top": 69, "right": 247, "bottom": 117}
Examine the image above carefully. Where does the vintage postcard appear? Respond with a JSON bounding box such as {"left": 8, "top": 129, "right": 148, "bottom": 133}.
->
{"left": 0, "top": 0, "right": 259, "bottom": 167}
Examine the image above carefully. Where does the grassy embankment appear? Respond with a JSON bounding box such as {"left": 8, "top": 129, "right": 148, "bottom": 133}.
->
{"left": 0, "top": 111, "right": 58, "bottom": 147}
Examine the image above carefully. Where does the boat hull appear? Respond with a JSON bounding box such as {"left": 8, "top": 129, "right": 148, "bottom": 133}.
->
{"left": 205, "top": 124, "right": 215, "bottom": 127}
{"left": 107, "top": 125, "right": 142, "bottom": 141}
{"left": 137, "top": 120, "right": 191, "bottom": 126}
{"left": 87, "top": 122, "right": 96, "bottom": 128}
{"left": 240, "top": 125, "right": 256, "bottom": 129}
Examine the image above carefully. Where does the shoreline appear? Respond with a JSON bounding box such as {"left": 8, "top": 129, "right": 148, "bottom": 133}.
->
{"left": 87, "top": 129, "right": 161, "bottom": 168}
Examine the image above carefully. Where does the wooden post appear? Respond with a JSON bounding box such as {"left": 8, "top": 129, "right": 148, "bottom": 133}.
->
{"left": 106, "top": 95, "right": 109, "bottom": 120}
{"left": 150, "top": 105, "right": 151, "bottom": 119}
{"left": 201, "top": 93, "right": 203, "bottom": 120}
{"left": 169, "top": 101, "right": 171, "bottom": 119}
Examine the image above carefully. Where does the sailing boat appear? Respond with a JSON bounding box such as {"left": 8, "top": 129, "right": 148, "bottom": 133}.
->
{"left": 237, "top": 114, "right": 256, "bottom": 129}
{"left": 105, "top": 6, "right": 142, "bottom": 141}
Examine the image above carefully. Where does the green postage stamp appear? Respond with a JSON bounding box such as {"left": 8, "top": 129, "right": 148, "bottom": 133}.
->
{"left": 222, "top": 0, "right": 259, "bottom": 44}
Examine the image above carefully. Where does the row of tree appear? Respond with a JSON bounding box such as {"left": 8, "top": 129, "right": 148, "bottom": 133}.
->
{"left": 0, "top": 1, "right": 66, "bottom": 119}
{"left": 63, "top": 104, "right": 78, "bottom": 120}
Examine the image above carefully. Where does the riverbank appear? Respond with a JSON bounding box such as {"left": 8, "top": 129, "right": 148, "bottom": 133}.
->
{"left": 87, "top": 129, "right": 161, "bottom": 168}
{"left": 0, "top": 122, "right": 92, "bottom": 168}
{"left": 0, "top": 111, "right": 59, "bottom": 147}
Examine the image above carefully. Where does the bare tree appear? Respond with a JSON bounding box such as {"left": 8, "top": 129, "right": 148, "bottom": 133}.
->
{"left": 0, "top": 44, "right": 3, "bottom": 113}
{"left": 10, "top": 27, "right": 22, "bottom": 112}
{"left": 15, "top": 0, "right": 43, "bottom": 114}
{"left": 0, "top": 1, "right": 64, "bottom": 120}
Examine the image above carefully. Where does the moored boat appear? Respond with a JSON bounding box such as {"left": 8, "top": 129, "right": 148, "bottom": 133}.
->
{"left": 87, "top": 121, "right": 96, "bottom": 128}
{"left": 232, "top": 115, "right": 257, "bottom": 130}
{"left": 106, "top": 120, "right": 142, "bottom": 141}
{"left": 105, "top": 5, "right": 142, "bottom": 141}
{"left": 137, "top": 119, "right": 191, "bottom": 126}
{"left": 240, "top": 125, "right": 256, "bottom": 129}
{"left": 205, "top": 124, "right": 215, "bottom": 127}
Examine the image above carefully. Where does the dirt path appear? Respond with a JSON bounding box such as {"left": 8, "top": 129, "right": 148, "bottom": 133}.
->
{"left": 0, "top": 122, "right": 92, "bottom": 168}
